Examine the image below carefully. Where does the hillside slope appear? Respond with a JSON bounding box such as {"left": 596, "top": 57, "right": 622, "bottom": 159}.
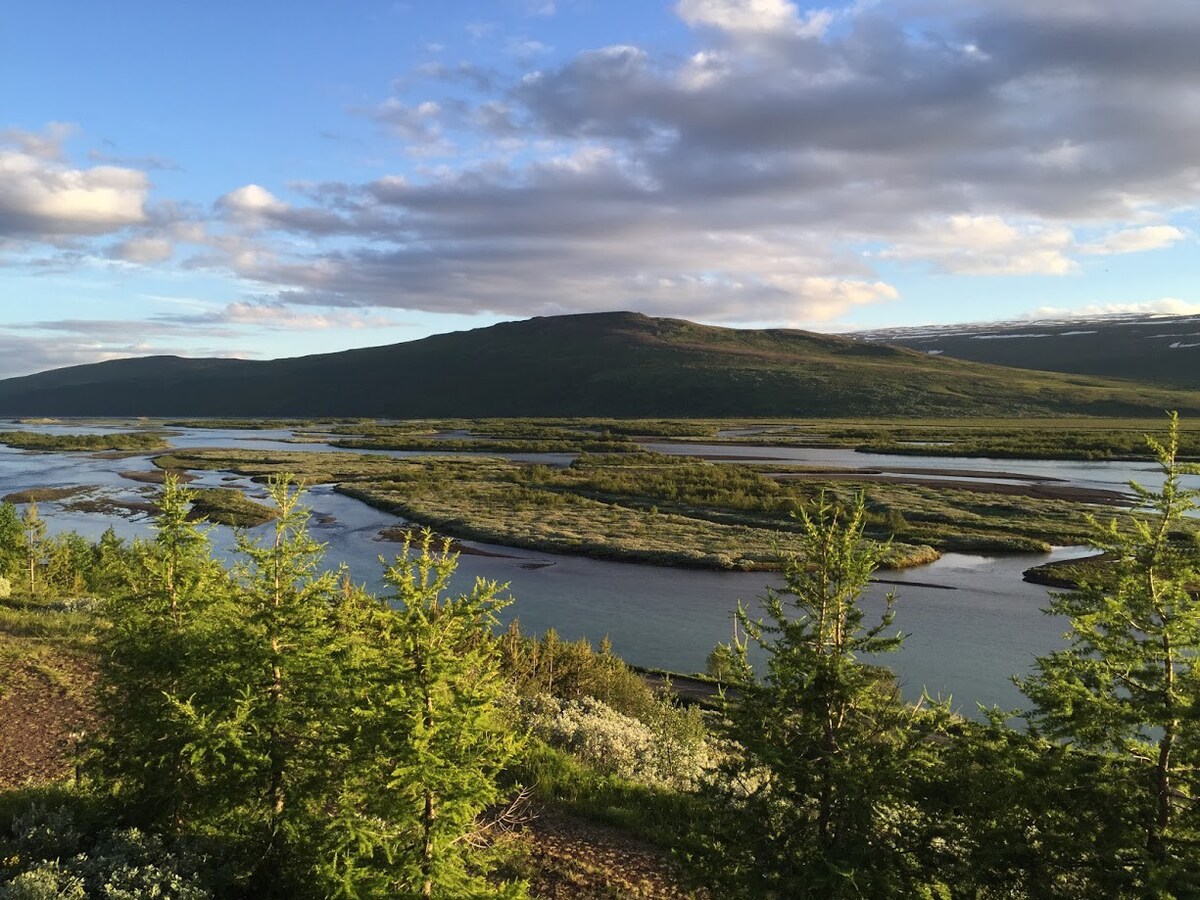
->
{"left": 854, "top": 313, "right": 1200, "bottom": 388}
{"left": 1, "top": 311, "right": 1198, "bottom": 417}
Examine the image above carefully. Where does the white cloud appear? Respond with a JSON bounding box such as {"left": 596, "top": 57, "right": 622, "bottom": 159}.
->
{"left": 214, "top": 302, "right": 394, "bottom": 331}
{"left": 1024, "top": 298, "right": 1200, "bottom": 319}
{"left": 109, "top": 236, "right": 173, "bottom": 263}
{"left": 217, "top": 184, "right": 288, "bottom": 219}
{"left": 0, "top": 126, "right": 148, "bottom": 237}
{"left": 880, "top": 216, "right": 1077, "bottom": 275}
{"left": 676, "top": 0, "right": 829, "bottom": 38}
{"left": 1079, "top": 225, "right": 1185, "bottom": 255}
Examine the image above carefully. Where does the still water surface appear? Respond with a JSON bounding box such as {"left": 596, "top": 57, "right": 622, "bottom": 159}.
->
{"left": 0, "top": 422, "right": 1167, "bottom": 717}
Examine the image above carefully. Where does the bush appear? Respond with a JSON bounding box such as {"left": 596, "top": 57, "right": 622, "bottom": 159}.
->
{"left": 0, "top": 805, "right": 213, "bottom": 900}
{"left": 520, "top": 694, "right": 709, "bottom": 789}
{"left": 0, "top": 576, "right": 10, "bottom": 600}
{"left": 0, "top": 863, "right": 85, "bottom": 900}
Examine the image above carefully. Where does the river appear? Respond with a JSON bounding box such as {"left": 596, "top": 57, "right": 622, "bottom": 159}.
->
{"left": 1, "top": 420, "right": 1177, "bottom": 717}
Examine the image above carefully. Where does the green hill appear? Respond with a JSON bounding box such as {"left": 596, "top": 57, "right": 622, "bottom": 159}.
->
{"left": 2, "top": 311, "right": 1199, "bottom": 417}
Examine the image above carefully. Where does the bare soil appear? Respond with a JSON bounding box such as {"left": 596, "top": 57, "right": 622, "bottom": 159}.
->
{"left": 0, "top": 649, "right": 96, "bottom": 789}
{"left": 520, "top": 806, "right": 705, "bottom": 899}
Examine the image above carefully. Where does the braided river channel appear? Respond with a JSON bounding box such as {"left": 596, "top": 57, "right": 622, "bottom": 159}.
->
{"left": 4, "top": 421, "right": 1195, "bottom": 718}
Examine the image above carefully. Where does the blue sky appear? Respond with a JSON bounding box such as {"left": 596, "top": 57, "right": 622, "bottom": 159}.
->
{"left": 2, "top": 0, "right": 1198, "bottom": 376}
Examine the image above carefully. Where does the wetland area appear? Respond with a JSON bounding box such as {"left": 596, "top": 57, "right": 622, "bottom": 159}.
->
{"left": 2, "top": 415, "right": 1196, "bottom": 717}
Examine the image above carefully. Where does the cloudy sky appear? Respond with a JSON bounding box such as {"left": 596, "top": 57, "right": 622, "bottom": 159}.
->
{"left": 2, "top": 0, "right": 1198, "bottom": 377}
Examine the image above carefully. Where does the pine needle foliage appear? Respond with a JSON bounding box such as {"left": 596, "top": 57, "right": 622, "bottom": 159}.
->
{"left": 1020, "top": 413, "right": 1200, "bottom": 895}
{"left": 321, "top": 531, "right": 527, "bottom": 899}
{"left": 93, "top": 474, "right": 230, "bottom": 827}
{"left": 93, "top": 477, "right": 527, "bottom": 899}
{"left": 699, "top": 492, "right": 946, "bottom": 899}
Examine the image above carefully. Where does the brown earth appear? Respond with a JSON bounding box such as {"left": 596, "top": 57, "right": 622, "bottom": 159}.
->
{"left": 0, "top": 649, "right": 97, "bottom": 789}
{"left": 520, "top": 806, "right": 706, "bottom": 899}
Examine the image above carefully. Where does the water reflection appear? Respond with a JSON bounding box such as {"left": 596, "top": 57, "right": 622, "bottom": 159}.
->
{"left": 0, "top": 423, "right": 1133, "bottom": 717}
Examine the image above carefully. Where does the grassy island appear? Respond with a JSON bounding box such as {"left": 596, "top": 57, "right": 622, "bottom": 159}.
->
{"left": 0, "top": 430, "right": 170, "bottom": 452}
{"left": 150, "top": 442, "right": 1133, "bottom": 569}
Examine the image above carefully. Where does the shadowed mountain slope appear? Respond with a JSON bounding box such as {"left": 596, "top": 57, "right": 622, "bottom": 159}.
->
{"left": 854, "top": 313, "right": 1200, "bottom": 389}
{"left": 2, "top": 311, "right": 1199, "bottom": 417}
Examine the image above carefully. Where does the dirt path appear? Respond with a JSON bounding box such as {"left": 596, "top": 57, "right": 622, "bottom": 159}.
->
{"left": 521, "top": 806, "right": 705, "bottom": 899}
{"left": 0, "top": 649, "right": 97, "bottom": 788}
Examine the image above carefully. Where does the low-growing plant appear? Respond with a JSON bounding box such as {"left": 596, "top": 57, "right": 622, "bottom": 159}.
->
{"left": 520, "top": 694, "right": 710, "bottom": 790}
{"left": 0, "top": 805, "right": 214, "bottom": 900}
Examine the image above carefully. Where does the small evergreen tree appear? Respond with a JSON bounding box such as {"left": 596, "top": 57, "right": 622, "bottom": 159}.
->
{"left": 1020, "top": 413, "right": 1200, "bottom": 894}
{"left": 0, "top": 500, "right": 22, "bottom": 578}
{"left": 325, "top": 531, "right": 527, "bottom": 899}
{"left": 21, "top": 500, "right": 46, "bottom": 596}
{"left": 699, "top": 492, "right": 943, "bottom": 899}
{"left": 185, "top": 474, "right": 354, "bottom": 895}
{"left": 94, "top": 475, "right": 229, "bottom": 826}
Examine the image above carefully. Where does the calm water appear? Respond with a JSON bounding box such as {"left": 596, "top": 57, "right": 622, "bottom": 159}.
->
{"left": 0, "top": 421, "right": 1163, "bottom": 716}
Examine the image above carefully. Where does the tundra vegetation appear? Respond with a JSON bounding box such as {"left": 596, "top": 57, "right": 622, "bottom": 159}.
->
{"left": 0, "top": 418, "right": 1197, "bottom": 898}
{"left": 0, "top": 431, "right": 170, "bottom": 452}
{"left": 155, "top": 444, "right": 1121, "bottom": 569}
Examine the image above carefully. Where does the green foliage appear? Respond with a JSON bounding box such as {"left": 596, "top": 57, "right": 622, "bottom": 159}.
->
{"left": 917, "top": 712, "right": 1147, "bottom": 898}
{"left": 0, "top": 803, "right": 214, "bottom": 899}
{"left": 520, "top": 695, "right": 708, "bottom": 790}
{"left": 185, "top": 488, "right": 277, "bottom": 527}
{"left": 512, "top": 739, "right": 711, "bottom": 855}
{"left": 320, "top": 531, "right": 527, "bottom": 898}
{"left": 91, "top": 479, "right": 527, "bottom": 898}
{"left": 1020, "top": 413, "right": 1200, "bottom": 894}
{"left": 92, "top": 475, "right": 230, "bottom": 827}
{"left": 699, "top": 493, "right": 946, "bottom": 899}
{"left": 21, "top": 503, "right": 46, "bottom": 598}
{"left": 0, "top": 432, "right": 168, "bottom": 452}
{"left": 0, "top": 501, "right": 22, "bottom": 579}
{"left": 189, "top": 474, "right": 353, "bottom": 893}
{"left": 498, "top": 623, "right": 661, "bottom": 721}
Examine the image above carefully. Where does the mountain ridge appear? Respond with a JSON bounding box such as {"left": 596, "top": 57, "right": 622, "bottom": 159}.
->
{"left": 852, "top": 312, "right": 1200, "bottom": 389}
{"left": 2, "top": 311, "right": 1198, "bottom": 418}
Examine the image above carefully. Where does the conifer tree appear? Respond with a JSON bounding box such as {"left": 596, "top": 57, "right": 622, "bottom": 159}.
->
{"left": 700, "top": 492, "right": 943, "bottom": 899}
{"left": 0, "top": 500, "right": 22, "bottom": 578}
{"left": 189, "top": 474, "right": 355, "bottom": 894}
{"left": 94, "top": 474, "right": 228, "bottom": 825}
{"left": 1021, "top": 413, "right": 1200, "bottom": 894}
{"left": 325, "top": 531, "right": 527, "bottom": 899}
{"left": 21, "top": 500, "right": 46, "bottom": 596}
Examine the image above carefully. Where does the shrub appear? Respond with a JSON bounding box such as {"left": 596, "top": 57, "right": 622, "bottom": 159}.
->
{"left": 0, "top": 805, "right": 213, "bottom": 900}
{"left": 521, "top": 694, "right": 709, "bottom": 789}
{"left": 0, "top": 863, "right": 85, "bottom": 900}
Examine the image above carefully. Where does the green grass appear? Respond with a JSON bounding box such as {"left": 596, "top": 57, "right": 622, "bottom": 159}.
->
{"left": 0, "top": 593, "right": 95, "bottom": 643}
{"left": 150, "top": 440, "right": 1138, "bottom": 570}
{"left": 0, "top": 431, "right": 170, "bottom": 452}
{"left": 636, "top": 416, "right": 1200, "bottom": 460}
{"left": 187, "top": 487, "right": 277, "bottom": 527}
{"left": 512, "top": 740, "right": 709, "bottom": 856}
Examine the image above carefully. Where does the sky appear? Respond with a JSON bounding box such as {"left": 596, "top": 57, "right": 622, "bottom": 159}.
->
{"left": 2, "top": 0, "right": 1198, "bottom": 377}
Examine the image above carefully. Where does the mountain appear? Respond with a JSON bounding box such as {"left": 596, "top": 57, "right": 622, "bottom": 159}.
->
{"left": 2, "top": 311, "right": 1199, "bottom": 418}
{"left": 853, "top": 313, "right": 1200, "bottom": 389}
